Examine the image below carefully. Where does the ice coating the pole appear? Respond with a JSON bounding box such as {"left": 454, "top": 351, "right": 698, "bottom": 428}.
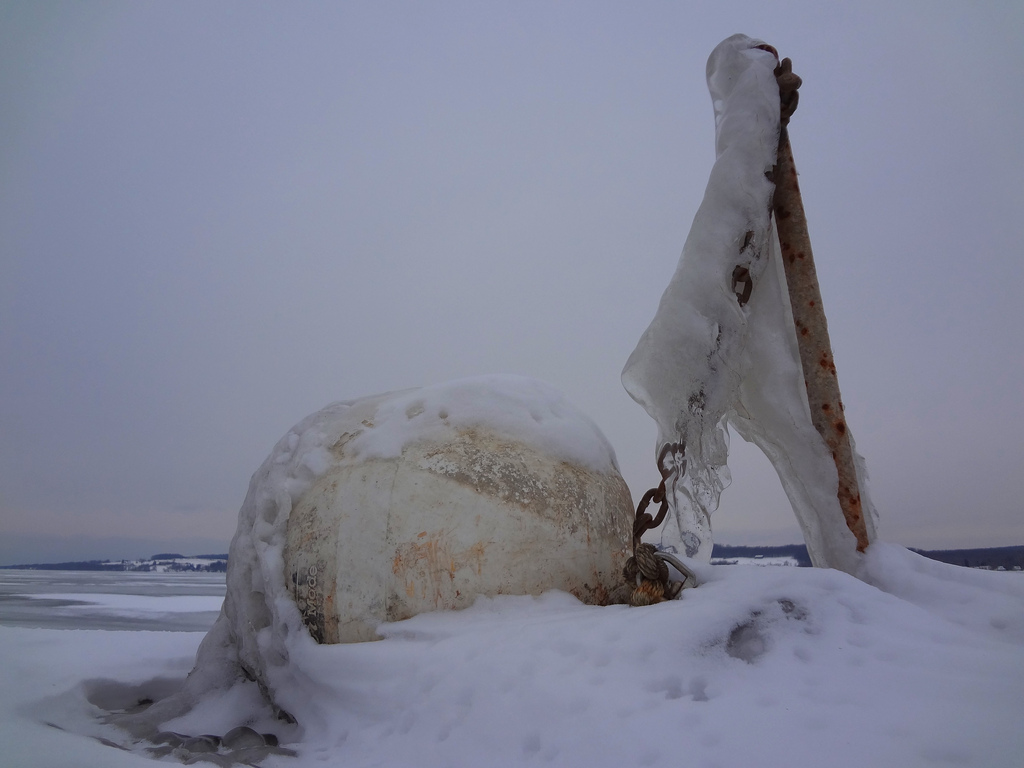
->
{"left": 622, "top": 34, "right": 877, "bottom": 573}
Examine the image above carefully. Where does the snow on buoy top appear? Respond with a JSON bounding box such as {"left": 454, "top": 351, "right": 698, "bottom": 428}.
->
{"left": 286, "top": 374, "right": 621, "bottom": 478}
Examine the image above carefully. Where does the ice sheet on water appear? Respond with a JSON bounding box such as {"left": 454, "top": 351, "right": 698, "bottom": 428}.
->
{"left": 22, "top": 593, "right": 224, "bottom": 614}
{"left": 0, "top": 569, "right": 226, "bottom": 597}
{"left": 0, "top": 571, "right": 226, "bottom": 632}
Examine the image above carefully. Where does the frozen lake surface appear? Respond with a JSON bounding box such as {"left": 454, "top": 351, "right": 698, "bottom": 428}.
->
{"left": 0, "top": 570, "right": 225, "bottom": 632}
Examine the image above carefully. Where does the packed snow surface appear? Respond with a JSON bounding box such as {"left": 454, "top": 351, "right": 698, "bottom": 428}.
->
{"left": 2, "top": 545, "right": 1023, "bottom": 767}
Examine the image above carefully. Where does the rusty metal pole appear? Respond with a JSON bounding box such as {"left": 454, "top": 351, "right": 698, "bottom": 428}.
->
{"left": 772, "top": 59, "right": 871, "bottom": 552}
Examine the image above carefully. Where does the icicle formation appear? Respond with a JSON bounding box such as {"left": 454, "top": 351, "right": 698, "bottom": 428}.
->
{"left": 623, "top": 34, "right": 878, "bottom": 573}
{"left": 622, "top": 35, "right": 781, "bottom": 561}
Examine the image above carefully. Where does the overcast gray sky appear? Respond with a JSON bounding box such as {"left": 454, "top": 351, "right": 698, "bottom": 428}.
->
{"left": 2, "top": 1, "right": 1022, "bottom": 565}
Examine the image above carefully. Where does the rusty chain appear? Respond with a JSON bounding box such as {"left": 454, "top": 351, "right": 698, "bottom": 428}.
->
{"left": 624, "top": 444, "right": 698, "bottom": 606}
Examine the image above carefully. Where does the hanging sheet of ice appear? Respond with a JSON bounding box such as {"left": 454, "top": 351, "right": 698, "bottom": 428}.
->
{"left": 622, "top": 34, "right": 876, "bottom": 573}
{"left": 622, "top": 35, "right": 781, "bottom": 561}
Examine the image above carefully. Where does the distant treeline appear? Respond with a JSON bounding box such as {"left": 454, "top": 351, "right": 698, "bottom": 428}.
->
{"left": 1, "top": 554, "right": 229, "bottom": 572}
{"left": 712, "top": 544, "right": 1024, "bottom": 571}
{"left": 908, "top": 546, "right": 1024, "bottom": 570}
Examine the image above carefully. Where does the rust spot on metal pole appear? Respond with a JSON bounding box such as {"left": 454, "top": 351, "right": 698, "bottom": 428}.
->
{"left": 773, "top": 126, "right": 871, "bottom": 553}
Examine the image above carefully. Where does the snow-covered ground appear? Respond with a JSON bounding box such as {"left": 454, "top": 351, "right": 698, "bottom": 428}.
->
{"left": 2, "top": 543, "right": 1022, "bottom": 768}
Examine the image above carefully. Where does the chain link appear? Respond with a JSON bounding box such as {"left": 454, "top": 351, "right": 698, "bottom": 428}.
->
{"left": 623, "top": 450, "right": 699, "bottom": 605}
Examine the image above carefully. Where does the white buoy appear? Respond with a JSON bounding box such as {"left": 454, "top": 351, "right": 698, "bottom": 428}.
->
{"left": 220, "top": 376, "right": 633, "bottom": 661}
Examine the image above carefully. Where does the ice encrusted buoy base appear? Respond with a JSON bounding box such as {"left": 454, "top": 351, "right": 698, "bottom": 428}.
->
{"left": 110, "top": 375, "right": 633, "bottom": 748}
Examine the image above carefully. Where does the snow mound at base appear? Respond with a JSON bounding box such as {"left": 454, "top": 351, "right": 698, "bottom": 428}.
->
{"left": 50, "top": 545, "right": 1020, "bottom": 767}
